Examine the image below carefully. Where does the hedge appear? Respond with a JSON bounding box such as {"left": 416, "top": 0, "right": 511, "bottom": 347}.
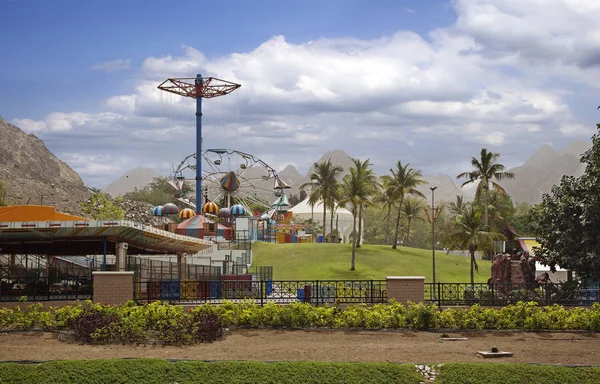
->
{"left": 0, "top": 359, "right": 422, "bottom": 384}
{"left": 437, "top": 363, "right": 600, "bottom": 384}
{"left": 1, "top": 300, "right": 600, "bottom": 345}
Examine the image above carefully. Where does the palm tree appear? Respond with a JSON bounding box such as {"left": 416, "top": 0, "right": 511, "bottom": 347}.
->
{"left": 448, "top": 195, "right": 467, "bottom": 217}
{"left": 447, "top": 205, "right": 504, "bottom": 285}
{"left": 338, "top": 166, "right": 368, "bottom": 271}
{"left": 373, "top": 178, "right": 396, "bottom": 245}
{"left": 401, "top": 197, "right": 425, "bottom": 246}
{"left": 485, "top": 190, "right": 515, "bottom": 232}
{"left": 456, "top": 149, "right": 515, "bottom": 226}
{"left": 350, "top": 158, "right": 380, "bottom": 248}
{"left": 300, "top": 160, "right": 343, "bottom": 237}
{"left": 385, "top": 161, "right": 426, "bottom": 249}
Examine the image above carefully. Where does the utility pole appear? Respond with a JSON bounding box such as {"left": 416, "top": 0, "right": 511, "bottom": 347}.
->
{"left": 430, "top": 186, "right": 438, "bottom": 296}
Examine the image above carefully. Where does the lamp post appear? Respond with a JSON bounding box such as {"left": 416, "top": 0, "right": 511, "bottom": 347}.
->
{"left": 430, "top": 187, "right": 437, "bottom": 290}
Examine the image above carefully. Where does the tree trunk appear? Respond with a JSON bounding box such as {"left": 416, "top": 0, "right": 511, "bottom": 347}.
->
{"left": 351, "top": 211, "right": 357, "bottom": 270}
{"left": 322, "top": 201, "right": 327, "bottom": 239}
{"left": 470, "top": 247, "right": 475, "bottom": 286}
{"left": 385, "top": 205, "right": 391, "bottom": 245}
{"left": 356, "top": 205, "right": 363, "bottom": 248}
{"left": 404, "top": 217, "right": 412, "bottom": 246}
{"left": 483, "top": 188, "right": 489, "bottom": 227}
{"left": 392, "top": 197, "right": 404, "bottom": 249}
{"left": 330, "top": 205, "right": 335, "bottom": 242}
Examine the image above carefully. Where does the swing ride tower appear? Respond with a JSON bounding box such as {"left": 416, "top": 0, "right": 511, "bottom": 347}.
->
{"left": 158, "top": 74, "right": 241, "bottom": 213}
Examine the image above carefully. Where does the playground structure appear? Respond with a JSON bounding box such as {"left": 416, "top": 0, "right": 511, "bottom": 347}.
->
{"left": 0, "top": 72, "right": 364, "bottom": 304}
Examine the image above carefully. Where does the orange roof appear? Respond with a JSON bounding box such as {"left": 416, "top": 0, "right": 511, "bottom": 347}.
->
{"left": 0, "top": 205, "right": 90, "bottom": 222}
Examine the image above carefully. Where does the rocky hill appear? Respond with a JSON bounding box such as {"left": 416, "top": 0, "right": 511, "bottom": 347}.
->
{"left": 501, "top": 140, "right": 590, "bottom": 204}
{"left": 0, "top": 117, "right": 90, "bottom": 215}
{"left": 104, "top": 167, "right": 161, "bottom": 196}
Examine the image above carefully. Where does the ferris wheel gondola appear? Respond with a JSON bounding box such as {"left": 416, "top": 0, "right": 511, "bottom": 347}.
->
{"left": 169, "top": 149, "right": 290, "bottom": 213}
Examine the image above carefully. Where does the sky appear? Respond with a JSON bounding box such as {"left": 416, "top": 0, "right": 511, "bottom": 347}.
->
{"left": 1, "top": 0, "right": 600, "bottom": 188}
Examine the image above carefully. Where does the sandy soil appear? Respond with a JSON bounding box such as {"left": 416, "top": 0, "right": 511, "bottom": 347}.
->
{"left": 0, "top": 330, "right": 599, "bottom": 365}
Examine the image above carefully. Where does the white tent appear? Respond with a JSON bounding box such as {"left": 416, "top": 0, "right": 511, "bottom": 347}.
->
{"left": 288, "top": 198, "right": 361, "bottom": 243}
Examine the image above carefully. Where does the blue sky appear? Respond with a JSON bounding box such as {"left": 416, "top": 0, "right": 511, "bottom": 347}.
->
{"left": 1, "top": 0, "right": 452, "bottom": 119}
{"left": 2, "top": 0, "right": 600, "bottom": 188}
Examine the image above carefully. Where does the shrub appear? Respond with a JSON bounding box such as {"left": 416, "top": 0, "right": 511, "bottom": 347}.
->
{"left": 71, "top": 309, "right": 119, "bottom": 344}
{"left": 191, "top": 311, "right": 224, "bottom": 343}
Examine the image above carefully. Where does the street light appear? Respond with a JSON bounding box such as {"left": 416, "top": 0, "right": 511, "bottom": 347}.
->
{"left": 428, "top": 187, "right": 442, "bottom": 296}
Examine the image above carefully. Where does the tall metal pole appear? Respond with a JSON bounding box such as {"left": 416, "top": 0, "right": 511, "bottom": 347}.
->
{"left": 430, "top": 186, "right": 437, "bottom": 292}
{"left": 195, "top": 74, "right": 203, "bottom": 213}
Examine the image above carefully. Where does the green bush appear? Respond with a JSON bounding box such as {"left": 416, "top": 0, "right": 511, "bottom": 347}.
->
{"left": 437, "top": 363, "right": 600, "bottom": 384}
{"left": 0, "top": 359, "right": 422, "bottom": 384}
{"left": 2, "top": 300, "right": 600, "bottom": 343}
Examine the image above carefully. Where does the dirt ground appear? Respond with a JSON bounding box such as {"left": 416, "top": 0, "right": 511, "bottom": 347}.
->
{"left": 1, "top": 330, "right": 599, "bottom": 365}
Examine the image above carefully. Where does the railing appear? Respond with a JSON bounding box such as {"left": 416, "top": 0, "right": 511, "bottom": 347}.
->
{"left": 134, "top": 279, "right": 387, "bottom": 306}
{"left": 426, "top": 282, "right": 600, "bottom": 306}
{"left": 0, "top": 276, "right": 93, "bottom": 302}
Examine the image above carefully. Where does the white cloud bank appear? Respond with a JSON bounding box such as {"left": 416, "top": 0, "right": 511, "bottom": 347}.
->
{"left": 11, "top": 0, "right": 600, "bottom": 188}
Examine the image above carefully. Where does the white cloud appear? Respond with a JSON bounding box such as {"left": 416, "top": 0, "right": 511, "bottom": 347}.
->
{"left": 10, "top": 0, "right": 599, "bottom": 188}
{"left": 11, "top": 118, "right": 47, "bottom": 133}
{"left": 92, "top": 59, "right": 131, "bottom": 72}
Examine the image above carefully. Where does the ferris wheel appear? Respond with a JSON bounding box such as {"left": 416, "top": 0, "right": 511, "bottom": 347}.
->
{"left": 170, "top": 149, "right": 290, "bottom": 213}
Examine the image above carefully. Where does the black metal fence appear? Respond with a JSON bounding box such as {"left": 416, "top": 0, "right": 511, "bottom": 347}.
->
{"left": 0, "top": 275, "right": 93, "bottom": 302}
{"left": 426, "top": 282, "right": 600, "bottom": 306}
{"left": 134, "top": 279, "right": 387, "bottom": 306}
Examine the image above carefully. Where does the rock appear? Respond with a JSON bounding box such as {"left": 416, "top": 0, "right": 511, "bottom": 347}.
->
{"left": 115, "top": 199, "right": 174, "bottom": 226}
{"left": 490, "top": 251, "right": 537, "bottom": 290}
{"left": 0, "top": 117, "right": 91, "bottom": 215}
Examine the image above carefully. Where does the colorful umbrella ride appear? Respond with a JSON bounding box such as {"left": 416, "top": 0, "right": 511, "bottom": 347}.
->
{"left": 179, "top": 208, "right": 196, "bottom": 219}
{"left": 230, "top": 204, "right": 246, "bottom": 216}
{"left": 152, "top": 206, "right": 163, "bottom": 216}
{"left": 162, "top": 203, "right": 179, "bottom": 215}
{"left": 202, "top": 201, "right": 219, "bottom": 214}
{"left": 218, "top": 207, "right": 230, "bottom": 218}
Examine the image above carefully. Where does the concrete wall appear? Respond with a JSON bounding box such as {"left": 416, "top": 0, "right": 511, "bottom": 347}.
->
{"left": 92, "top": 271, "right": 134, "bottom": 305}
{"left": 386, "top": 276, "right": 425, "bottom": 305}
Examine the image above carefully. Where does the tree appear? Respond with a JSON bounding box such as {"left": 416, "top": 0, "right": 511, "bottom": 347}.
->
{"left": 385, "top": 161, "right": 425, "bottom": 249}
{"left": 373, "top": 178, "right": 397, "bottom": 245}
{"left": 288, "top": 190, "right": 308, "bottom": 208}
{"left": 300, "top": 160, "right": 343, "bottom": 237}
{"left": 123, "top": 176, "right": 193, "bottom": 209}
{"left": 0, "top": 180, "right": 7, "bottom": 207}
{"left": 448, "top": 195, "right": 467, "bottom": 217}
{"left": 80, "top": 191, "right": 126, "bottom": 220}
{"left": 446, "top": 205, "right": 504, "bottom": 285}
{"left": 532, "top": 123, "right": 600, "bottom": 281}
{"left": 483, "top": 190, "right": 515, "bottom": 232}
{"left": 456, "top": 149, "right": 515, "bottom": 226}
{"left": 508, "top": 202, "right": 537, "bottom": 237}
{"left": 401, "top": 197, "right": 425, "bottom": 246}
{"left": 338, "top": 166, "right": 365, "bottom": 270}
{"left": 350, "top": 158, "right": 380, "bottom": 247}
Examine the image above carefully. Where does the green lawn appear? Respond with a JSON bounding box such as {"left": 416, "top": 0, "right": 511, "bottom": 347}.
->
{"left": 252, "top": 243, "right": 491, "bottom": 282}
{"left": 0, "top": 360, "right": 421, "bottom": 384}
{"left": 437, "top": 363, "right": 600, "bottom": 384}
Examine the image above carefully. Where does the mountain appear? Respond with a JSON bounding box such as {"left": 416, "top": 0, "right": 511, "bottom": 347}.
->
{"left": 0, "top": 117, "right": 90, "bottom": 215}
{"left": 417, "top": 175, "right": 470, "bottom": 206}
{"left": 501, "top": 140, "right": 591, "bottom": 204}
{"left": 304, "top": 149, "right": 356, "bottom": 181}
{"left": 104, "top": 167, "right": 161, "bottom": 196}
{"left": 278, "top": 165, "right": 304, "bottom": 188}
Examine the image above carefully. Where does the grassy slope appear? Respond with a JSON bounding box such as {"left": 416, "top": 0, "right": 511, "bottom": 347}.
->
{"left": 437, "top": 363, "right": 600, "bottom": 384}
{"left": 0, "top": 360, "right": 422, "bottom": 384}
{"left": 253, "top": 243, "right": 491, "bottom": 282}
